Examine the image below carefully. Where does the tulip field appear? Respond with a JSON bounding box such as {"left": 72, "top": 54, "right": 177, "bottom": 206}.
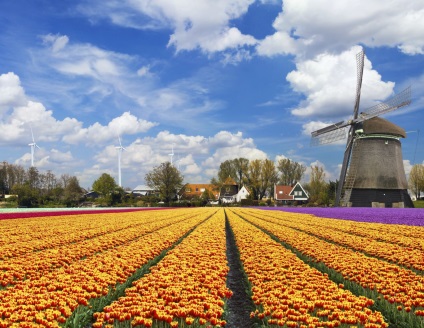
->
{"left": 0, "top": 207, "right": 424, "bottom": 328}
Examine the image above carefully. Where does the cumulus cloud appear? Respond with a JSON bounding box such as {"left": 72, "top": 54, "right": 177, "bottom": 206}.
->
{"left": 78, "top": 0, "right": 258, "bottom": 56}
{"left": 0, "top": 72, "right": 27, "bottom": 111}
{"left": 90, "top": 129, "right": 270, "bottom": 187}
{"left": 63, "top": 112, "right": 157, "bottom": 145}
{"left": 257, "top": 0, "right": 424, "bottom": 57}
{"left": 288, "top": 46, "right": 395, "bottom": 119}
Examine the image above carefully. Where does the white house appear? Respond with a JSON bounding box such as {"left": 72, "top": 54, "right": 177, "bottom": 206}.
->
{"left": 236, "top": 186, "right": 250, "bottom": 203}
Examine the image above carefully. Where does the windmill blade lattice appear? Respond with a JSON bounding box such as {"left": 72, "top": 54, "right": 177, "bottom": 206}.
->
{"left": 357, "top": 86, "right": 411, "bottom": 122}
{"left": 353, "top": 50, "right": 365, "bottom": 119}
{"left": 311, "top": 125, "right": 349, "bottom": 146}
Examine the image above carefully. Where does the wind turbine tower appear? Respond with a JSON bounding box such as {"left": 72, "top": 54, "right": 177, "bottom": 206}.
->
{"left": 115, "top": 136, "right": 127, "bottom": 187}
{"left": 28, "top": 126, "right": 40, "bottom": 167}
{"left": 169, "top": 144, "right": 174, "bottom": 165}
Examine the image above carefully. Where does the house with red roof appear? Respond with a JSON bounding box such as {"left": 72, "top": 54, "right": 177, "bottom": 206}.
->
{"left": 274, "top": 182, "right": 309, "bottom": 205}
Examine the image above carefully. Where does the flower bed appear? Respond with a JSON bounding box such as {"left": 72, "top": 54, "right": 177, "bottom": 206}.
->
{"left": 234, "top": 208, "right": 424, "bottom": 327}
{"left": 227, "top": 209, "right": 388, "bottom": 328}
{"left": 261, "top": 207, "right": 424, "bottom": 226}
{"left": 0, "top": 209, "right": 214, "bottom": 327}
{"left": 93, "top": 209, "right": 231, "bottom": 328}
{"left": 0, "top": 207, "right": 163, "bottom": 220}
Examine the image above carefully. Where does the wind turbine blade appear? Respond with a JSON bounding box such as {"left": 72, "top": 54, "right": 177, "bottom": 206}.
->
{"left": 352, "top": 49, "right": 365, "bottom": 120}
{"left": 35, "top": 144, "right": 41, "bottom": 149}
{"left": 357, "top": 86, "right": 411, "bottom": 122}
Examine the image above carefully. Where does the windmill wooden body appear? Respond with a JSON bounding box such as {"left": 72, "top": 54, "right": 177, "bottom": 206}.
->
{"left": 311, "top": 50, "right": 413, "bottom": 208}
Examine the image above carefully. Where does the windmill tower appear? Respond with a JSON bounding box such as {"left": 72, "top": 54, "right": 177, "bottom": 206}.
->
{"left": 115, "top": 136, "right": 127, "bottom": 187}
{"left": 311, "top": 49, "right": 413, "bottom": 208}
{"left": 28, "top": 126, "right": 40, "bottom": 167}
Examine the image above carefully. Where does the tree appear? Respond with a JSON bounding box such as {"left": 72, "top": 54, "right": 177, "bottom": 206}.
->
{"left": 63, "top": 176, "right": 83, "bottom": 206}
{"left": 213, "top": 158, "right": 249, "bottom": 189}
{"left": 308, "top": 165, "right": 328, "bottom": 205}
{"left": 277, "top": 158, "right": 306, "bottom": 186}
{"left": 245, "top": 159, "right": 278, "bottom": 200}
{"left": 233, "top": 158, "right": 249, "bottom": 187}
{"left": 92, "top": 173, "right": 118, "bottom": 197}
{"left": 145, "top": 162, "right": 184, "bottom": 204}
{"left": 409, "top": 164, "right": 424, "bottom": 199}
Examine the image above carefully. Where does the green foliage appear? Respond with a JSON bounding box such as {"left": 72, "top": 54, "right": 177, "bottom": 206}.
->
{"left": 277, "top": 158, "right": 306, "bottom": 186}
{"left": 413, "top": 200, "right": 424, "bottom": 208}
{"left": 145, "top": 162, "right": 184, "bottom": 204}
{"left": 308, "top": 165, "right": 329, "bottom": 205}
{"left": 92, "top": 173, "right": 117, "bottom": 197}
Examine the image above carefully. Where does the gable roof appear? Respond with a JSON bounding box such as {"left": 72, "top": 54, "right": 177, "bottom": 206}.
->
{"left": 289, "top": 182, "right": 309, "bottom": 198}
{"left": 179, "top": 183, "right": 219, "bottom": 198}
{"left": 274, "top": 185, "right": 294, "bottom": 200}
{"left": 223, "top": 176, "right": 237, "bottom": 185}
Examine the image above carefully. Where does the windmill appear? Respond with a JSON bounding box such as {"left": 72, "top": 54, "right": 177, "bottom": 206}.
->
{"left": 28, "top": 125, "right": 40, "bottom": 167}
{"left": 115, "top": 136, "right": 127, "bottom": 187}
{"left": 311, "top": 49, "right": 413, "bottom": 208}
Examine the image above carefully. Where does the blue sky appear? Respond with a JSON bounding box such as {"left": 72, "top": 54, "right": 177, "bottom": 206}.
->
{"left": 1, "top": 0, "right": 423, "bottom": 189}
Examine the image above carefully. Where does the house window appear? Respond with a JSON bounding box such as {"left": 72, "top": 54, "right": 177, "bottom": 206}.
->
{"left": 279, "top": 191, "right": 283, "bottom": 194}
{"left": 200, "top": 188, "right": 205, "bottom": 192}
{"left": 226, "top": 187, "right": 230, "bottom": 192}
{"left": 186, "top": 188, "right": 191, "bottom": 192}
{"left": 196, "top": 188, "right": 198, "bottom": 192}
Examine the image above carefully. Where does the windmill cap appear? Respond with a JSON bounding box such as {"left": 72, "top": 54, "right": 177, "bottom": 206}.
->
{"left": 361, "top": 117, "right": 406, "bottom": 138}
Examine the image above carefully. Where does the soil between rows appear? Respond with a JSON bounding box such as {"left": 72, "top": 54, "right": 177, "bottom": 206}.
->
{"left": 225, "top": 217, "right": 255, "bottom": 328}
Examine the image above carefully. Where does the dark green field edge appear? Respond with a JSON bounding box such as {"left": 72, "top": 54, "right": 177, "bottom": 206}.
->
{"left": 62, "top": 210, "right": 218, "bottom": 328}
{"left": 224, "top": 210, "right": 256, "bottom": 328}
{"left": 241, "top": 209, "right": 424, "bottom": 277}
{"left": 234, "top": 211, "right": 424, "bottom": 328}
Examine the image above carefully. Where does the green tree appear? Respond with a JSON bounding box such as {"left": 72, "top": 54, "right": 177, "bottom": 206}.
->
{"left": 213, "top": 158, "right": 249, "bottom": 189}
{"left": 92, "top": 173, "right": 118, "bottom": 205}
{"left": 145, "top": 162, "right": 184, "bottom": 204}
{"left": 308, "top": 165, "right": 329, "bottom": 205}
{"left": 277, "top": 158, "right": 306, "bottom": 186}
{"left": 409, "top": 164, "right": 424, "bottom": 199}
{"left": 245, "top": 159, "right": 278, "bottom": 200}
{"left": 63, "top": 176, "right": 83, "bottom": 206}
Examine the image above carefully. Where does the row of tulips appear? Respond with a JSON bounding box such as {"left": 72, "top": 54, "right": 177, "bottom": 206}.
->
{"left": 0, "top": 208, "right": 215, "bottom": 327}
{"left": 262, "top": 209, "right": 424, "bottom": 250}
{"left": 241, "top": 209, "right": 424, "bottom": 271}
{"left": 226, "top": 209, "right": 388, "bottom": 328}
{"left": 0, "top": 209, "right": 190, "bottom": 259}
{"left": 233, "top": 208, "right": 424, "bottom": 321}
{"left": 93, "top": 208, "right": 232, "bottom": 328}
{"left": 0, "top": 210, "right": 201, "bottom": 288}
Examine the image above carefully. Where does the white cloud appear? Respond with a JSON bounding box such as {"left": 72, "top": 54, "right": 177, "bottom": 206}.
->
{"left": 89, "top": 129, "right": 269, "bottom": 188}
{"left": 257, "top": 0, "right": 424, "bottom": 57}
{"left": 63, "top": 112, "right": 157, "bottom": 145}
{"left": 0, "top": 72, "right": 27, "bottom": 111}
{"left": 288, "top": 47, "right": 394, "bottom": 119}
{"left": 79, "top": 0, "right": 258, "bottom": 55}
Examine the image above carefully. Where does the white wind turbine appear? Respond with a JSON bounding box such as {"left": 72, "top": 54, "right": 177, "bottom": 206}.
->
{"left": 115, "top": 136, "right": 127, "bottom": 187}
{"left": 168, "top": 143, "right": 174, "bottom": 165}
{"left": 28, "top": 126, "right": 40, "bottom": 167}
